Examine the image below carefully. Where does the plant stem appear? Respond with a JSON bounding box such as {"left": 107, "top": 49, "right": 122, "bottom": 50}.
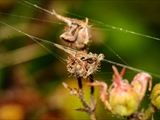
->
{"left": 141, "top": 104, "right": 156, "bottom": 120}
{"left": 76, "top": 76, "right": 97, "bottom": 120}
{"left": 77, "top": 77, "right": 90, "bottom": 109}
{"left": 77, "top": 77, "right": 83, "bottom": 89}
{"left": 90, "top": 75, "right": 94, "bottom": 100}
{"left": 89, "top": 75, "right": 97, "bottom": 120}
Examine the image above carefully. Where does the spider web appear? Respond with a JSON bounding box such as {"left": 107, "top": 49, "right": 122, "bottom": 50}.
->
{"left": 0, "top": 0, "right": 160, "bottom": 79}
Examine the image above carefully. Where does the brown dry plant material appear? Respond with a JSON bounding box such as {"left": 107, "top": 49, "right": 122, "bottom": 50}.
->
{"left": 52, "top": 9, "right": 91, "bottom": 50}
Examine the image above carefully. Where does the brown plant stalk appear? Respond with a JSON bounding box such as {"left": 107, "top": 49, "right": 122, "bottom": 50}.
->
{"left": 63, "top": 76, "right": 97, "bottom": 120}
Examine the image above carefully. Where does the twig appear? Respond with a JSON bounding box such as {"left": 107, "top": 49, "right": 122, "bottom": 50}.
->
{"left": 62, "top": 76, "right": 97, "bottom": 120}
{"left": 77, "top": 77, "right": 90, "bottom": 110}
{"left": 90, "top": 75, "right": 94, "bottom": 101}
{"left": 89, "top": 75, "right": 97, "bottom": 120}
{"left": 76, "top": 77, "right": 97, "bottom": 120}
{"left": 77, "top": 77, "right": 83, "bottom": 89}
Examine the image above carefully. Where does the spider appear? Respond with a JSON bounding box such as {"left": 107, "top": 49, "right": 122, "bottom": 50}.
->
{"left": 52, "top": 9, "right": 91, "bottom": 50}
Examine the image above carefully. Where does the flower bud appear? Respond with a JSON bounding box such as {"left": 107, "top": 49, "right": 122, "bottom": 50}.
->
{"left": 109, "top": 66, "right": 139, "bottom": 116}
{"left": 109, "top": 84, "right": 139, "bottom": 116}
{"left": 151, "top": 83, "right": 160, "bottom": 109}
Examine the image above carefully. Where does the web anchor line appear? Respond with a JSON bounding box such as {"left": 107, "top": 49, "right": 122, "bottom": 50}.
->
{"left": 0, "top": 21, "right": 66, "bottom": 65}
{"left": 20, "top": 0, "right": 130, "bottom": 65}
{"left": 0, "top": 20, "right": 160, "bottom": 79}
{"left": 64, "top": 10, "right": 160, "bottom": 42}
{"left": 17, "top": 1, "right": 160, "bottom": 69}
{"left": 103, "top": 59, "right": 160, "bottom": 79}
{"left": 19, "top": 0, "right": 160, "bottom": 42}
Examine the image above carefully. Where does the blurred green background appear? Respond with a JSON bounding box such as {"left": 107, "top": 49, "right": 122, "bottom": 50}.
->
{"left": 0, "top": 0, "right": 160, "bottom": 120}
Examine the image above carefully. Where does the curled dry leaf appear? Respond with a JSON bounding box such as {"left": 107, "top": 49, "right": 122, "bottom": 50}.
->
{"left": 52, "top": 9, "right": 91, "bottom": 50}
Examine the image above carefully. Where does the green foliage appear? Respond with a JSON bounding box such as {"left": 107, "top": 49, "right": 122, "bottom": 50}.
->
{"left": 0, "top": 0, "right": 160, "bottom": 120}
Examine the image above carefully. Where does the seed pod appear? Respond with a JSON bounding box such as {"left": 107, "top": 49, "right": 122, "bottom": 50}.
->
{"left": 67, "top": 52, "right": 104, "bottom": 79}
{"left": 54, "top": 43, "right": 104, "bottom": 79}
{"left": 52, "top": 9, "right": 91, "bottom": 50}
